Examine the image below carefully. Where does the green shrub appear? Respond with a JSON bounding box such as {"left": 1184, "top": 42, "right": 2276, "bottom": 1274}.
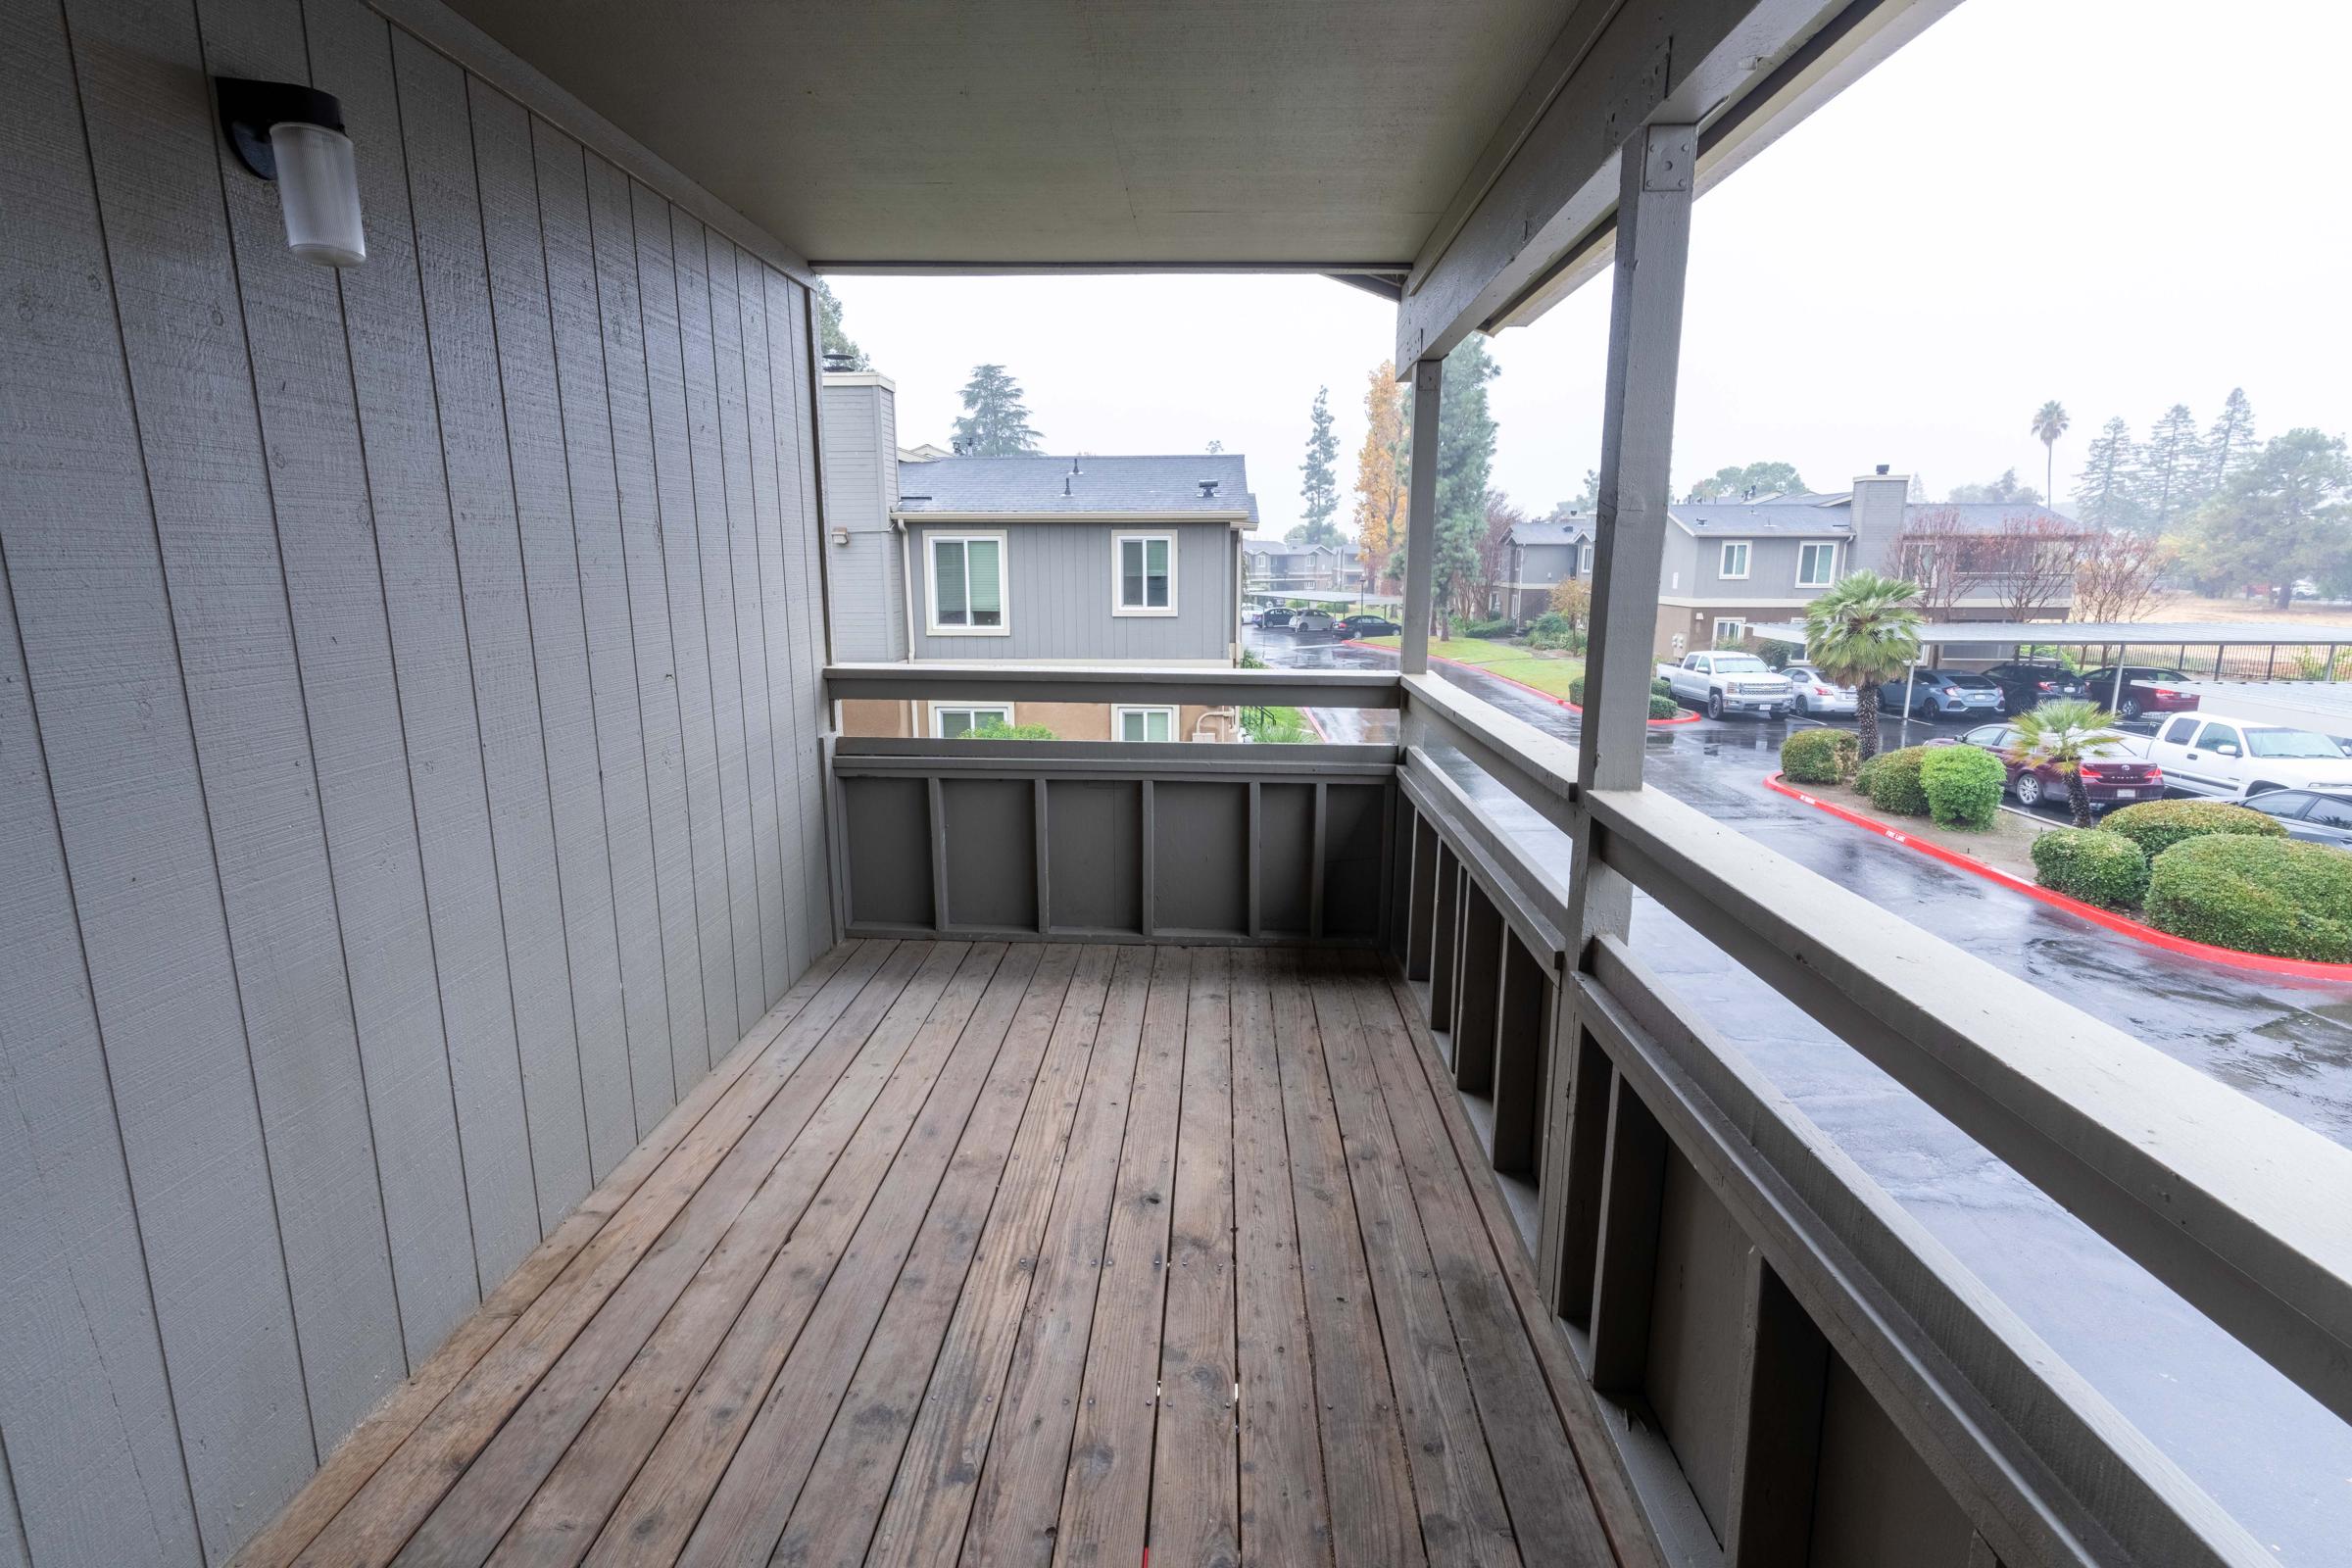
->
{"left": 2144, "top": 835, "right": 2352, "bottom": 959}
{"left": 1651, "top": 675, "right": 1675, "bottom": 698}
{"left": 1864, "top": 745, "right": 1932, "bottom": 815}
{"left": 2102, "top": 798, "right": 2285, "bottom": 859}
{"left": 1458, "top": 614, "right": 1514, "bottom": 638}
{"left": 1648, "top": 695, "right": 1680, "bottom": 719}
{"left": 1853, "top": 756, "right": 1881, "bottom": 797}
{"left": 958, "top": 720, "right": 1057, "bottom": 741}
{"left": 2031, "top": 827, "right": 2149, "bottom": 908}
{"left": 1780, "top": 727, "right": 1859, "bottom": 785}
{"left": 1920, "top": 745, "right": 2005, "bottom": 828}
{"left": 1568, "top": 676, "right": 1585, "bottom": 705}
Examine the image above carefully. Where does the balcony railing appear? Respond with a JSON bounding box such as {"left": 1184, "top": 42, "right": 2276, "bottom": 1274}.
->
{"left": 825, "top": 661, "right": 2352, "bottom": 1568}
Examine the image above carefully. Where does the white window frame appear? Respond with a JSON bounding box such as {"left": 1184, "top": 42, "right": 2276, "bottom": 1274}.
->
{"left": 1580, "top": 542, "right": 1593, "bottom": 573}
{"left": 1111, "top": 704, "right": 1179, "bottom": 743}
{"left": 1718, "top": 540, "right": 1751, "bottom": 580}
{"left": 1796, "top": 541, "right": 1837, "bottom": 587}
{"left": 1713, "top": 616, "right": 1746, "bottom": 644}
{"left": 925, "top": 530, "right": 1010, "bottom": 637}
{"left": 1111, "top": 531, "right": 1178, "bottom": 617}
{"left": 932, "top": 703, "right": 1014, "bottom": 739}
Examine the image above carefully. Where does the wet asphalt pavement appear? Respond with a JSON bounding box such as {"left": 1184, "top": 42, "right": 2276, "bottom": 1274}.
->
{"left": 1253, "top": 627, "right": 2352, "bottom": 1560}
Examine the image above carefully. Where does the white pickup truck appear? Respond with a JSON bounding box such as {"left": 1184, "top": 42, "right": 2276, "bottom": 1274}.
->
{"left": 2144, "top": 710, "right": 2352, "bottom": 801}
{"left": 1659, "top": 651, "right": 1794, "bottom": 719}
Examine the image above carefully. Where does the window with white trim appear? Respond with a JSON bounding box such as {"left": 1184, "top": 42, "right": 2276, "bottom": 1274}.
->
{"left": 1796, "top": 541, "right": 1836, "bottom": 586}
{"left": 1713, "top": 617, "right": 1746, "bottom": 644}
{"left": 1718, "top": 541, "right": 1751, "bottom": 579}
{"left": 1112, "top": 705, "right": 1177, "bottom": 743}
{"left": 933, "top": 704, "right": 1013, "bottom": 739}
{"left": 927, "top": 533, "right": 1006, "bottom": 633}
{"left": 1113, "top": 532, "right": 1175, "bottom": 614}
{"left": 1579, "top": 542, "right": 1593, "bottom": 573}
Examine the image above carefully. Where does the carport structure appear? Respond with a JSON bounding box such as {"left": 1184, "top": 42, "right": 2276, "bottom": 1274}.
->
{"left": 6, "top": 3, "right": 2347, "bottom": 1568}
{"left": 1753, "top": 616, "right": 2352, "bottom": 713}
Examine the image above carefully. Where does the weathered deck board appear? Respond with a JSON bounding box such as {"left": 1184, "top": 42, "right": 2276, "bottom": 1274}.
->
{"left": 250, "top": 944, "right": 1620, "bottom": 1567}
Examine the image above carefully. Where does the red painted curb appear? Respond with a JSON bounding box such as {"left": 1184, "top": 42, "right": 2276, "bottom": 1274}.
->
{"left": 1340, "top": 639, "right": 1703, "bottom": 725}
{"left": 1762, "top": 771, "right": 2352, "bottom": 982}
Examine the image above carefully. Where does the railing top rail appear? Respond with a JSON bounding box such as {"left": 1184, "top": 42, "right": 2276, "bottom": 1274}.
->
{"left": 834, "top": 735, "right": 1398, "bottom": 778}
{"left": 1584, "top": 779, "right": 2352, "bottom": 1428}
{"left": 1397, "top": 670, "right": 1582, "bottom": 832}
{"left": 824, "top": 662, "right": 1404, "bottom": 708}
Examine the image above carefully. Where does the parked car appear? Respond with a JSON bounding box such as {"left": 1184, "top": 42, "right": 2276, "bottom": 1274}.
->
{"left": 1979, "top": 662, "right": 2087, "bottom": 712}
{"left": 2239, "top": 788, "right": 2352, "bottom": 849}
{"left": 2144, "top": 711, "right": 2352, "bottom": 800}
{"left": 1335, "top": 612, "right": 1399, "bottom": 638}
{"left": 2078, "top": 665, "right": 2199, "bottom": 722}
{"left": 1658, "top": 651, "right": 1792, "bottom": 719}
{"left": 1877, "top": 667, "right": 2004, "bottom": 720}
{"left": 1781, "top": 662, "right": 1857, "bottom": 717}
{"left": 1242, "top": 606, "right": 1264, "bottom": 627}
{"left": 1941, "top": 724, "right": 2162, "bottom": 811}
{"left": 1292, "top": 609, "right": 1340, "bottom": 635}
{"left": 1259, "top": 606, "right": 1297, "bottom": 628}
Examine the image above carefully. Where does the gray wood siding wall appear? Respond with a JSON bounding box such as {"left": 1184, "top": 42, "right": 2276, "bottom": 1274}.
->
{"left": 818, "top": 380, "right": 906, "bottom": 662}
{"left": 1508, "top": 541, "right": 1581, "bottom": 586}
{"left": 0, "top": 0, "right": 833, "bottom": 1560}
{"left": 909, "top": 518, "right": 1237, "bottom": 662}
{"left": 1690, "top": 532, "right": 1841, "bottom": 597}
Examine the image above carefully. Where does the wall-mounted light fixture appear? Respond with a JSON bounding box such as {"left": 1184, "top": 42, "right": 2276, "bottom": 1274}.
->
{"left": 216, "top": 77, "right": 366, "bottom": 267}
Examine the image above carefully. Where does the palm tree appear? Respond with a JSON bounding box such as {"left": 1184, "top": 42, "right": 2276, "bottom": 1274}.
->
{"left": 2032, "top": 400, "right": 2070, "bottom": 510}
{"left": 1803, "top": 570, "right": 1924, "bottom": 762}
{"left": 2005, "top": 699, "right": 2124, "bottom": 828}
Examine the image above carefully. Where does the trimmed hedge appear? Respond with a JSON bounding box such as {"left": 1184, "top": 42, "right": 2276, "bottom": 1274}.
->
{"left": 2102, "top": 798, "right": 2284, "bottom": 859}
{"left": 1648, "top": 695, "right": 1681, "bottom": 719}
{"left": 1780, "top": 727, "right": 1859, "bottom": 785}
{"left": 1651, "top": 675, "right": 1675, "bottom": 699}
{"left": 1568, "top": 675, "right": 1583, "bottom": 704}
{"left": 1921, "top": 745, "right": 2005, "bottom": 829}
{"left": 1864, "top": 745, "right": 1932, "bottom": 815}
{"left": 1457, "top": 614, "right": 1514, "bottom": 638}
{"left": 2032, "top": 828, "right": 2150, "bottom": 909}
{"left": 958, "top": 720, "right": 1057, "bottom": 741}
{"left": 2144, "top": 834, "right": 2352, "bottom": 960}
{"left": 1853, "top": 755, "right": 1880, "bottom": 797}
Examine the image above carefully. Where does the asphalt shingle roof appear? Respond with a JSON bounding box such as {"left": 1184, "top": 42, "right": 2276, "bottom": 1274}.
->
{"left": 1504, "top": 519, "right": 1590, "bottom": 546}
{"left": 1672, "top": 503, "right": 1854, "bottom": 537}
{"left": 896, "top": 453, "right": 1258, "bottom": 522}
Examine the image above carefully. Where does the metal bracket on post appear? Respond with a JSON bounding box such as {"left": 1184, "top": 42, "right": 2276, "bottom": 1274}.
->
{"left": 1537, "top": 122, "right": 1697, "bottom": 1313}
{"left": 1399, "top": 358, "right": 1445, "bottom": 674}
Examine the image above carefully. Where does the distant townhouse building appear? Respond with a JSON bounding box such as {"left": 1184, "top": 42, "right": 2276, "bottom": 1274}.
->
{"left": 822, "top": 371, "right": 1254, "bottom": 741}
{"left": 1495, "top": 517, "right": 1595, "bottom": 620}
{"left": 1243, "top": 537, "right": 1356, "bottom": 594}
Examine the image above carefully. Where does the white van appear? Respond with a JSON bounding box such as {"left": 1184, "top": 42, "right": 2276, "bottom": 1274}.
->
{"left": 2144, "top": 711, "right": 2352, "bottom": 801}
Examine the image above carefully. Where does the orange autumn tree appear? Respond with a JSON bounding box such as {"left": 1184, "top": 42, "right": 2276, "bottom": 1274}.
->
{"left": 1352, "top": 362, "right": 1407, "bottom": 587}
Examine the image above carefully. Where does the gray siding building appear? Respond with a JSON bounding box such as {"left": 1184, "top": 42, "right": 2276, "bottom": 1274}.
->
{"left": 820, "top": 372, "right": 907, "bottom": 661}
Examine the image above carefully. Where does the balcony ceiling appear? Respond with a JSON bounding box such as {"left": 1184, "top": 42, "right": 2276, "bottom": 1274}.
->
{"left": 434, "top": 0, "right": 1575, "bottom": 269}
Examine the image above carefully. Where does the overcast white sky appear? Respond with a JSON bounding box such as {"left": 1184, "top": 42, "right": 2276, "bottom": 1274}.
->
{"left": 829, "top": 0, "right": 2352, "bottom": 540}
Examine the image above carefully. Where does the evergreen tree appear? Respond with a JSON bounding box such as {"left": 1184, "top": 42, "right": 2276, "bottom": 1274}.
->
{"left": 2180, "top": 429, "right": 2352, "bottom": 609}
{"left": 2134, "top": 404, "right": 2202, "bottom": 529}
{"left": 1685, "top": 460, "right": 1807, "bottom": 503}
{"left": 1289, "top": 386, "right": 1344, "bottom": 547}
{"left": 812, "top": 279, "right": 869, "bottom": 370}
{"left": 951, "top": 365, "right": 1043, "bottom": 456}
{"left": 2200, "top": 388, "right": 2257, "bottom": 501}
{"left": 1948, "top": 468, "right": 2041, "bottom": 504}
{"left": 1430, "top": 337, "right": 1500, "bottom": 632}
{"left": 1554, "top": 469, "right": 1601, "bottom": 517}
{"left": 2071, "top": 416, "right": 2143, "bottom": 531}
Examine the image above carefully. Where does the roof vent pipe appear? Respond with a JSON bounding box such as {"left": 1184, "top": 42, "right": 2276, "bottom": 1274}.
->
{"left": 1876, "top": 463, "right": 1890, "bottom": 474}
{"left": 1199, "top": 479, "right": 1219, "bottom": 497}
{"left": 1063, "top": 475, "right": 1072, "bottom": 496}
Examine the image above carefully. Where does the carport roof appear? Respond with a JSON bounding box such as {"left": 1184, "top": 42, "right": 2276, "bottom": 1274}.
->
{"left": 1749, "top": 620, "right": 2352, "bottom": 648}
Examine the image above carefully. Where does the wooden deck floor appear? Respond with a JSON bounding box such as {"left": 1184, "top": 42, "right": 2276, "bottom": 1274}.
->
{"left": 237, "top": 940, "right": 1624, "bottom": 1568}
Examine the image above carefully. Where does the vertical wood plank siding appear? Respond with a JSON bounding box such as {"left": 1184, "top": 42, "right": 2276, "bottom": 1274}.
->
{"left": 0, "top": 0, "right": 832, "bottom": 1559}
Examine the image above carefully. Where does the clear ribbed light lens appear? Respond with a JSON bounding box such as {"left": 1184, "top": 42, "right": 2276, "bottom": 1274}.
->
{"left": 269, "top": 121, "right": 365, "bottom": 267}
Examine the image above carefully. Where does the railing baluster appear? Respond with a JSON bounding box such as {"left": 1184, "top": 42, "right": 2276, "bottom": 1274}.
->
{"left": 1428, "top": 848, "right": 1461, "bottom": 1039}
{"left": 1405, "top": 811, "right": 1439, "bottom": 980}
{"left": 1552, "top": 1030, "right": 1612, "bottom": 1326}
{"left": 1453, "top": 884, "right": 1503, "bottom": 1096}
{"left": 1586, "top": 1069, "right": 1666, "bottom": 1391}
{"left": 1725, "top": 1249, "right": 1828, "bottom": 1568}
{"left": 1492, "top": 935, "right": 1547, "bottom": 1174}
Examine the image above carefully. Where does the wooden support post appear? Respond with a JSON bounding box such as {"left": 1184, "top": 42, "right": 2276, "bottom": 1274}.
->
{"left": 1540, "top": 122, "right": 1697, "bottom": 1313}
{"left": 1453, "top": 882, "right": 1504, "bottom": 1095}
{"left": 1725, "top": 1250, "right": 1829, "bottom": 1568}
{"left": 1585, "top": 1068, "right": 1667, "bottom": 1390}
{"left": 1399, "top": 358, "right": 1444, "bottom": 671}
{"left": 1405, "top": 813, "right": 1439, "bottom": 981}
{"left": 1491, "top": 936, "right": 1548, "bottom": 1174}
{"left": 1429, "top": 848, "right": 1462, "bottom": 1036}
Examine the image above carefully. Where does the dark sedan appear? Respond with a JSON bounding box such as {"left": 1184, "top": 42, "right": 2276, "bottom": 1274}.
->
{"left": 1942, "top": 723, "right": 2163, "bottom": 810}
{"left": 1259, "top": 606, "right": 1298, "bottom": 628}
{"left": 1979, "top": 662, "right": 2087, "bottom": 712}
{"left": 2079, "top": 665, "right": 2200, "bottom": 722}
{"left": 1335, "top": 612, "right": 1399, "bottom": 638}
{"left": 2240, "top": 788, "right": 2352, "bottom": 849}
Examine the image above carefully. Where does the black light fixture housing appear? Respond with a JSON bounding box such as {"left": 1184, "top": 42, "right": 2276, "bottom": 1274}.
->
{"left": 216, "top": 76, "right": 367, "bottom": 267}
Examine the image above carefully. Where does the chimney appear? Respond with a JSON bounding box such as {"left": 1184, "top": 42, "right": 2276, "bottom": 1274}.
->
{"left": 1848, "top": 465, "right": 1910, "bottom": 572}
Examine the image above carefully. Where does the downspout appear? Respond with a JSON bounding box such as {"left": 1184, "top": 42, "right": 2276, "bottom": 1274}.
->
{"left": 896, "top": 515, "right": 918, "bottom": 735}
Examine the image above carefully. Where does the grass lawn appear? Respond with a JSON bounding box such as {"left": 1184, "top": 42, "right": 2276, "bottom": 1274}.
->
{"left": 1354, "top": 635, "right": 1587, "bottom": 700}
{"left": 1242, "top": 704, "right": 1317, "bottom": 743}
